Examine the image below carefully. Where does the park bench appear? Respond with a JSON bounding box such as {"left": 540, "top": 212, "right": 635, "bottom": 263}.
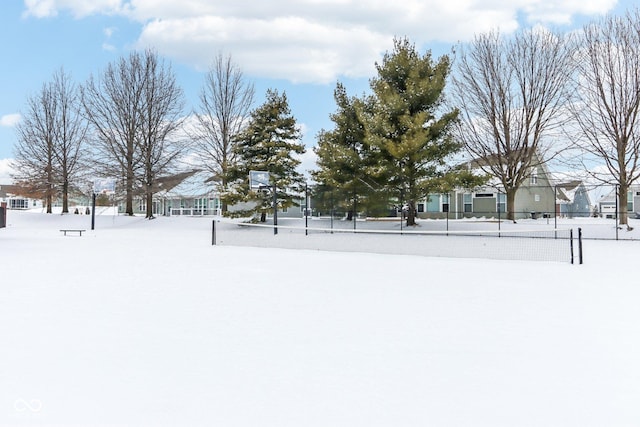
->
{"left": 60, "top": 229, "right": 86, "bottom": 236}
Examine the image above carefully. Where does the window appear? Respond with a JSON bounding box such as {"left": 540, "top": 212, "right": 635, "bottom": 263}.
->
{"left": 10, "top": 199, "right": 28, "bottom": 209}
{"left": 530, "top": 168, "right": 538, "bottom": 185}
{"left": 628, "top": 191, "right": 634, "bottom": 212}
{"left": 497, "top": 193, "right": 506, "bottom": 213}
{"left": 442, "top": 194, "right": 450, "bottom": 212}
{"left": 534, "top": 194, "right": 540, "bottom": 202}
{"left": 417, "top": 203, "right": 425, "bottom": 213}
{"left": 463, "top": 193, "right": 472, "bottom": 213}
{"left": 426, "top": 195, "right": 440, "bottom": 212}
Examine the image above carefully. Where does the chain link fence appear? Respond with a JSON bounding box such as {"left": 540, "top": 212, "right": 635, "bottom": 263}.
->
{"left": 302, "top": 183, "right": 640, "bottom": 241}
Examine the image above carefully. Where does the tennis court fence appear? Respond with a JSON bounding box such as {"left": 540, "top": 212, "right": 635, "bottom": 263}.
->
{"left": 210, "top": 218, "right": 583, "bottom": 264}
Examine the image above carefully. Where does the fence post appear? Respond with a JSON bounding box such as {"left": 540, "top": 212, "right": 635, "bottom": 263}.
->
{"left": 305, "top": 182, "right": 308, "bottom": 236}
{"left": 273, "top": 182, "right": 278, "bottom": 235}
{"left": 570, "top": 228, "right": 574, "bottom": 265}
{"left": 212, "top": 220, "right": 216, "bottom": 245}
{"left": 578, "top": 227, "right": 583, "bottom": 265}
{"left": 0, "top": 202, "right": 6, "bottom": 228}
{"left": 91, "top": 192, "right": 96, "bottom": 230}
{"left": 615, "top": 184, "right": 619, "bottom": 241}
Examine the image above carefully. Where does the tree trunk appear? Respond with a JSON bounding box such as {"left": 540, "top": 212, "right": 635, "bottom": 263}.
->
{"left": 406, "top": 200, "right": 417, "bottom": 226}
{"left": 506, "top": 187, "right": 517, "bottom": 222}
{"left": 125, "top": 168, "right": 134, "bottom": 216}
{"left": 62, "top": 178, "right": 69, "bottom": 214}
{"left": 46, "top": 187, "right": 53, "bottom": 214}
{"left": 46, "top": 164, "right": 53, "bottom": 214}
{"left": 146, "top": 188, "right": 154, "bottom": 219}
{"left": 619, "top": 184, "right": 630, "bottom": 228}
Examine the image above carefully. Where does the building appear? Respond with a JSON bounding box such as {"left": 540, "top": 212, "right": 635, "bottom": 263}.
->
{"left": 555, "top": 180, "right": 592, "bottom": 218}
{"left": 597, "top": 185, "right": 640, "bottom": 219}
{"left": 0, "top": 184, "right": 44, "bottom": 210}
{"left": 118, "top": 170, "right": 222, "bottom": 216}
{"left": 415, "top": 153, "right": 557, "bottom": 220}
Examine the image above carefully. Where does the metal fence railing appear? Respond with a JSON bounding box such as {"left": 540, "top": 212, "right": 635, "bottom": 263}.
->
{"left": 302, "top": 183, "right": 640, "bottom": 241}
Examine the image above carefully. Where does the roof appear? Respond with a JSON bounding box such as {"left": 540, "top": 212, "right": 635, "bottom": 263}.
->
{"left": 155, "top": 170, "right": 218, "bottom": 199}
{"left": 0, "top": 184, "right": 34, "bottom": 199}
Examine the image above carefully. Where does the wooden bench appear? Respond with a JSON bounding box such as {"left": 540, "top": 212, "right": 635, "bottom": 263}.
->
{"left": 60, "top": 229, "right": 86, "bottom": 236}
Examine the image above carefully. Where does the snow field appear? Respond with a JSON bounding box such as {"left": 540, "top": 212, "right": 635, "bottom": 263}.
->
{"left": 1, "top": 211, "right": 639, "bottom": 426}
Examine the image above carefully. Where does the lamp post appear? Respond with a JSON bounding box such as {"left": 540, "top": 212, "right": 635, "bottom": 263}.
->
{"left": 250, "top": 171, "right": 278, "bottom": 235}
{"left": 305, "top": 182, "right": 308, "bottom": 236}
{"left": 91, "top": 191, "right": 96, "bottom": 230}
{"left": 257, "top": 182, "right": 277, "bottom": 235}
{"left": 272, "top": 181, "right": 278, "bottom": 235}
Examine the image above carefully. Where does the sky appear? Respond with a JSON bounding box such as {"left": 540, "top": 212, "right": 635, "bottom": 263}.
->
{"left": 2, "top": 210, "right": 640, "bottom": 425}
{"left": 0, "top": 0, "right": 636, "bottom": 182}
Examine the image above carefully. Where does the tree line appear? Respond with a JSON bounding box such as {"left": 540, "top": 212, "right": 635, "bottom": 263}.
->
{"left": 12, "top": 8, "right": 640, "bottom": 227}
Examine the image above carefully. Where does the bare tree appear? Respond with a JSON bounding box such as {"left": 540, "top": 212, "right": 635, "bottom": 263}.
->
{"left": 83, "top": 50, "right": 185, "bottom": 218}
{"left": 12, "top": 69, "right": 86, "bottom": 214}
{"left": 451, "top": 29, "right": 575, "bottom": 221}
{"left": 138, "top": 50, "right": 186, "bottom": 219}
{"left": 82, "top": 52, "right": 145, "bottom": 215}
{"left": 192, "top": 53, "right": 254, "bottom": 213}
{"left": 13, "top": 80, "right": 58, "bottom": 213}
{"left": 571, "top": 10, "right": 640, "bottom": 229}
{"left": 52, "top": 68, "right": 87, "bottom": 213}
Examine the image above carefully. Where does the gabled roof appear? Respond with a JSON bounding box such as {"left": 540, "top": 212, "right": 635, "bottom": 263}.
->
{"left": 154, "top": 170, "right": 201, "bottom": 193}
{"left": 468, "top": 147, "right": 538, "bottom": 169}
{"left": 465, "top": 148, "right": 552, "bottom": 192}
{"left": 155, "top": 170, "right": 218, "bottom": 199}
{"left": 554, "top": 180, "right": 582, "bottom": 204}
{"left": 0, "top": 184, "right": 37, "bottom": 199}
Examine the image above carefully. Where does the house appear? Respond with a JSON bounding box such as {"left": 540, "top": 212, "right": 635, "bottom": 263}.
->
{"left": 114, "top": 170, "right": 317, "bottom": 219}
{"left": 414, "top": 152, "right": 557, "bottom": 220}
{"left": 555, "top": 180, "right": 592, "bottom": 218}
{"left": 597, "top": 185, "right": 640, "bottom": 219}
{"left": 0, "top": 184, "right": 44, "bottom": 210}
{"left": 119, "top": 170, "right": 222, "bottom": 216}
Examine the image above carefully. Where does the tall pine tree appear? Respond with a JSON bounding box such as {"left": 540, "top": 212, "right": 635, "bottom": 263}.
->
{"left": 223, "top": 89, "right": 305, "bottom": 221}
{"left": 312, "top": 83, "right": 388, "bottom": 219}
{"left": 361, "top": 37, "right": 479, "bottom": 226}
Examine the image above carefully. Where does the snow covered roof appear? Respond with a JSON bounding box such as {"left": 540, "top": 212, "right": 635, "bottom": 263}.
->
{"left": 155, "top": 170, "right": 218, "bottom": 199}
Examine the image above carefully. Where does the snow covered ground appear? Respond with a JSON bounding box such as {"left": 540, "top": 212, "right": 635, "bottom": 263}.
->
{"left": 1, "top": 209, "right": 640, "bottom": 426}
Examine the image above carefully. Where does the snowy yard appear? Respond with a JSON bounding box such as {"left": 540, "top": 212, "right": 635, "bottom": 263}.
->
{"left": 1, "top": 210, "right": 639, "bottom": 426}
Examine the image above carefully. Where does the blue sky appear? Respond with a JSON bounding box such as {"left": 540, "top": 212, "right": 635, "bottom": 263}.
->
{"left": 0, "top": 0, "right": 635, "bottom": 181}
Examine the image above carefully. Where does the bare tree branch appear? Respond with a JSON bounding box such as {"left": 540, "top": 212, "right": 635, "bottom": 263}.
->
{"left": 191, "top": 53, "right": 254, "bottom": 212}
{"left": 570, "top": 9, "right": 640, "bottom": 227}
{"left": 451, "top": 28, "right": 576, "bottom": 220}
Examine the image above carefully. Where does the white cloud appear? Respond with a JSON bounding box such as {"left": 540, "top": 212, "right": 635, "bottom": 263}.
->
{"left": 296, "top": 148, "right": 318, "bottom": 179}
{"left": 22, "top": 0, "right": 125, "bottom": 18}
{"left": 0, "top": 114, "right": 21, "bottom": 127}
{"left": 137, "top": 16, "right": 389, "bottom": 83}
{"left": 22, "top": 0, "right": 57, "bottom": 18}
{"left": 21, "top": 0, "right": 621, "bottom": 83}
{"left": 0, "top": 158, "right": 15, "bottom": 183}
{"left": 522, "top": 0, "right": 617, "bottom": 25}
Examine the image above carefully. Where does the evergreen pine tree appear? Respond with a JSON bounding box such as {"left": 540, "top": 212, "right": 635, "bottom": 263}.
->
{"left": 312, "top": 84, "right": 389, "bottom": 219}
{"left": 223, "top": 89, "right": 305, "bottom": 221}
{"left": 362, "top": 37, "right": 481, "bottom": 226}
